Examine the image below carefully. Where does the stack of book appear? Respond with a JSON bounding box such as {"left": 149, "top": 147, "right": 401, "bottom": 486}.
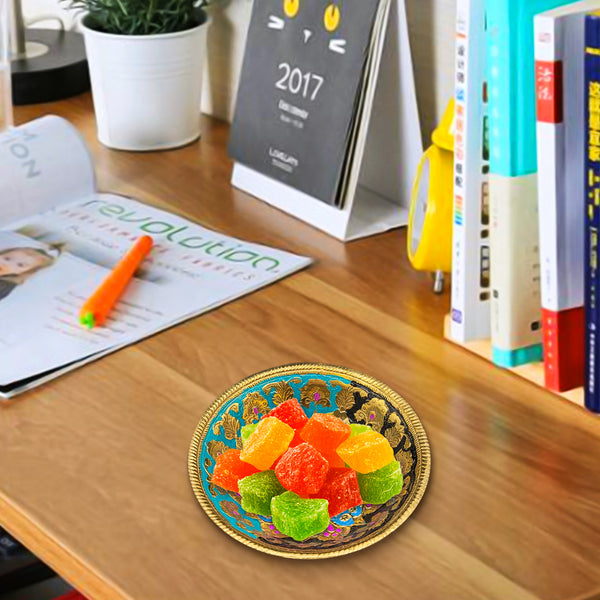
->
{"left": 449, "top": 0, "right": 600, "bottom": 413}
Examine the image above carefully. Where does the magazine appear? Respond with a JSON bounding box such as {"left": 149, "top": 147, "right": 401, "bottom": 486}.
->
{"left": 0, "top": 116, "right": 312, "bottom": 398}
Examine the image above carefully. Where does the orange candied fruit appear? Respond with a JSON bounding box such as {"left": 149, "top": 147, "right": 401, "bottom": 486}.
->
{"left": 240, "top": 417, "right": 295, "bottom": 470}
{"left": 300, "top": 412, "right": 351, "bottom": 468}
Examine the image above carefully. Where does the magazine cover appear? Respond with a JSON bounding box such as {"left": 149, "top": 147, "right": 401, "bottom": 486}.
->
{"left": 0, "top": 117, "right": 311, "bottom": 397}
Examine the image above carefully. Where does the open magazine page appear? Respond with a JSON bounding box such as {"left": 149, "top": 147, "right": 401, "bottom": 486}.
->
{"left": 0, "top": 194, "right": 311, "bottom": 396}
{"left": 0, "top": 116, "right": 96, "bottom": 227}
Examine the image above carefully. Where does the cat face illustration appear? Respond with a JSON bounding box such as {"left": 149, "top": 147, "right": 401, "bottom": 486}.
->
{"left": 268, "top": 0, "right": 346, "bottom": 55}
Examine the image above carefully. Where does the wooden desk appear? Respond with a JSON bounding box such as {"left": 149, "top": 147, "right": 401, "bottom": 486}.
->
{"left": 1, "top": 96, "right": 600, "bottom": 600}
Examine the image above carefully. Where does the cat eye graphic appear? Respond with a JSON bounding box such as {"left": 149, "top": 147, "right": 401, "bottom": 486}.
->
{"left": 324, "top": 4, "right": 341, "bottom": 32}
{"left": 267, "top": 0, "right": 346, "bottom": 55}
{"left": 283, "top": 0, "right": 300, "bottom": 18}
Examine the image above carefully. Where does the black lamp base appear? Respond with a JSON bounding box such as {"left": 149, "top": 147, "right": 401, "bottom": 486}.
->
{"left": 11, "top": 28, "right": 90, "bottom": 105}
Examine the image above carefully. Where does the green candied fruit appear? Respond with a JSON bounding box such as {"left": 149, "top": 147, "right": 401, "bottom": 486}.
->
{"left": 356, "top": 460, "right": 403, "bottom": 504}
{"left": 238, "top": 470, "right": 285, "bottom": 517}
{"left": 271, "top": 491, "right": 330, "bottom": 541}
{"left": 349, "top": 424, "right": 371, "bottom": 437}
{"left": 241, "top": 423, "right": 258, "bottom": 446}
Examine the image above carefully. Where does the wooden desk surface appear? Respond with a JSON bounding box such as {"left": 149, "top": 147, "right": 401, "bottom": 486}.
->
{"left": 2, "top": 96, "right": 600, "bottom": 600}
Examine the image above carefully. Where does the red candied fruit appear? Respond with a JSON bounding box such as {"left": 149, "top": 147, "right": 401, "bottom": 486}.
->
{"left": 262, "top": 398, "right": 309, "bottom": 430}
{"left": 211, "top": 449, "right": 259, "bottom": 493}
{"left": 275, "top": 443, "right": 329, "bottom": 496}
{"left": 314, "top": 468, "right": 363, "bottom": 517}
{"left": 289, "top": 429, "right": 304, "bottom": 448}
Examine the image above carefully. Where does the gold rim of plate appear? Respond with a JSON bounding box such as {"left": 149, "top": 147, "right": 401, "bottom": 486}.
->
{"left": 188, "top": 363, "right": 431, "bottom": 559}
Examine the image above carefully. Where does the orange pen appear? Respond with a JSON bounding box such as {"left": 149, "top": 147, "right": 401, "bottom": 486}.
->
{"left": 80, "top": 235, "right": 154, "bottom": 329}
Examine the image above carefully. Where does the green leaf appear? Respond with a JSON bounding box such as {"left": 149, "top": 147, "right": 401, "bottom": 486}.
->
{"left": 60, "top": 0, "right": 205, "bottom": 35}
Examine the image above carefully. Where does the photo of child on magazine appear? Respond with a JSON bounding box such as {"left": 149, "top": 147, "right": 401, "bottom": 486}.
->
{"left": 0, "top": 246, "right": 61, "bottom": 302}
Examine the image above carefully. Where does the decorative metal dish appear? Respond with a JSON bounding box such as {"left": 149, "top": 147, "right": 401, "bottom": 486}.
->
{"left": 188, "top": 364, "right": 431, "bottom": 559}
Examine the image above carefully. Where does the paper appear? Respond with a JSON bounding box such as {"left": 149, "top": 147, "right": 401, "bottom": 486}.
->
{"left": 0, "top": 194, "right": 311, "bottom": 396}
{"left": 0, "top": 116, "right": 95, "bottom": 226}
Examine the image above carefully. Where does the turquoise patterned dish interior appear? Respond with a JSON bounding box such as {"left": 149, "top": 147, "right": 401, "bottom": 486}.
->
{"left": 193, "top": 366, "right": 429, "bottom": 558}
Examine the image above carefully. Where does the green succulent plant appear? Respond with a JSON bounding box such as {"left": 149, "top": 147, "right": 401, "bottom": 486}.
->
{"left": 62, "top": 0, "right": 209, "bottom": 35}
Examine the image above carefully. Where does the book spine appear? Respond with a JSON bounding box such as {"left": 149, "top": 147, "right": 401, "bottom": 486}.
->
{"left": 535, "top": 13, "right": 585, "bottom": 392}
{"left": 450, "top": 0, "right": 491, "bottom": 343}
{"left": 486, "top": 0, "right": 567, "bottom": 367}
{"left": 488, "top": 172, "right": 543, "bottom": 367}
{"left": 585, "top": 13, "right": 600, "bottom": 412}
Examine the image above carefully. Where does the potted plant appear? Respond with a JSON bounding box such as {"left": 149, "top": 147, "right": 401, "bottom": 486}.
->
{"left": 62, "top": 0, "right": 209, "bottom": 151}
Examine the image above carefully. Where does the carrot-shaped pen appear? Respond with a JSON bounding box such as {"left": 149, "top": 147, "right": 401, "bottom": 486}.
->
{"left": 80, "top": 235, "right": 154, "bottom": 329}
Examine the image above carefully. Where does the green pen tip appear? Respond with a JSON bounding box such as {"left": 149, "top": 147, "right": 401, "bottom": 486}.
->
{"left": 80, "top": 312, "right": 96, "bottom": 329}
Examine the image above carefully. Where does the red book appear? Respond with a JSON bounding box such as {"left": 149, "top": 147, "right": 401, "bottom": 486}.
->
{"left": 53, "top": 591, "right": 88, "bottom": 600}
{"left": 542, "top": 307, "right": 585, "bottom": 392}
{"left": 535, "top": 11, "right": 585, "bottom": 392}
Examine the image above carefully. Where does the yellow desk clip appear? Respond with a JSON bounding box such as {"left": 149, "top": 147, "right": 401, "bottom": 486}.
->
{"left": 407, "top": 99, "right": 455, "bottom": 294}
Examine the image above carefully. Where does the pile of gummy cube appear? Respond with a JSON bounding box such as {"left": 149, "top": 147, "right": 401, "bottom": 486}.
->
{"left": 210, "top": 398, "right": 404, "bottom": 541}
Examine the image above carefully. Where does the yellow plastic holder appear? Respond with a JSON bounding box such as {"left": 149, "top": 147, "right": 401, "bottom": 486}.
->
{"left": 407, "top": 99, "right": 455, "bottom": 292}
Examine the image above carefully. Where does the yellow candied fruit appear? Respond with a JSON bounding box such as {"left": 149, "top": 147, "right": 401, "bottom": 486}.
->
{"left": 240, "top": 416, "right": 295, "bottom": 470}
{"left": 336, "top": 430, "right": 395, "bottom": 474}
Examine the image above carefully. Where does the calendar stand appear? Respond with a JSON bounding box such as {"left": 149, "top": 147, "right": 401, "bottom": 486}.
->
{"left": 231, "top": 0, "right": 423, "bottom": 242}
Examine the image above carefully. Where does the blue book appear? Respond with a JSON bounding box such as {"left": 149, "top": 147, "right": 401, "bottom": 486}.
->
{"left": 486, "top": 0, "right": 574, "bottom": 368}
{"left": 585, "top": 12, "right": 600, "bottom": 412}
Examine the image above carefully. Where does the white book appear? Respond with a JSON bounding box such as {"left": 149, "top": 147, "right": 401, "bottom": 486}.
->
{"left": 450, "top": 0, "right": 490, "bottom": 343}
{"left": 534, "top": 0, "right": 598, "bottom": 390}
{"left": 485, "top": 0, "right": 566, "bottom": 369}
{"left": 535, "top": 2, "right": 595, "bottom": 312}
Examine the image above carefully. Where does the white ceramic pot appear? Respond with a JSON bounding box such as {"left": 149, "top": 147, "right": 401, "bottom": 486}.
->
{"left": 81, "top": 16, "right": 208, "bottom": 151}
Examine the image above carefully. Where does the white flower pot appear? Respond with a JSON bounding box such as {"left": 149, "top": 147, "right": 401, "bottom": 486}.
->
{"left": 81, "top": 17, "right": 208, "bottom": 151}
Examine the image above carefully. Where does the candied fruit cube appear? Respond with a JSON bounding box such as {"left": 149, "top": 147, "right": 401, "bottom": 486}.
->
{"left": 242, "top": 423, "right": 292, "bottom": 468}
{"left": 275, "top": 443, "right": 329, "bottom": 496}
{"left": 315, "top": 468, "right": 362, "bottom": 517}
{"left": 349, "top": 424, "right": 371, "bottom": 437}
{"left": 271, "top": 491, "right": 330, "bottom": 541}
{"left": 323, "top": 452, "right": 346, "bottom": 469}
{"left": 240, "top": 417, "right": 295, "bottom": 470}
{"left": 238, "top": 470, "right": 286, "bottom": 516}
{"left": 356, "top": 461, "right": 404, "bottom": 504}
{"left": 211, "top": 449, "right": 259, "bottom": 493}
{"left": 241, "top": 423, "right": 258, "bottom": 446}
{"left": 289, "top": 429, "right": 304, "bottom": 448}
{"left": 336, "top": 430, "right": 395, "bottom": 474}
{"left": 262, "top": 398, "right": 308, "bottom": 430}
{"left": 300, "top": 413, "right": 351, "bottom": 469}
